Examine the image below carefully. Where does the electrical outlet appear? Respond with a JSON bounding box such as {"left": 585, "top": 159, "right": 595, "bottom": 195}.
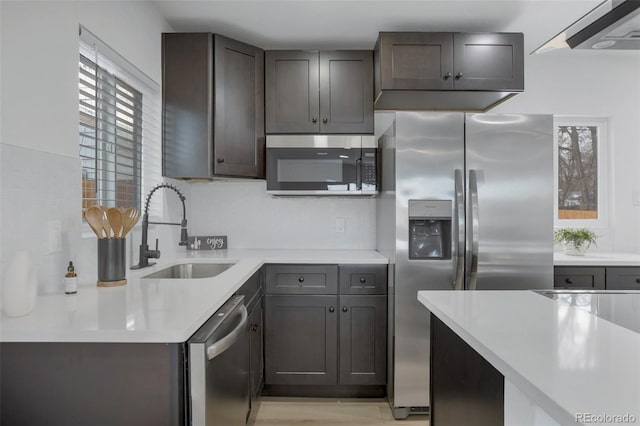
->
{"left": 634, "top": 190, "right": 640, "bottom": 206}
{"left": 335, "top": 217, "right": 346, "bottom": 234}
{"left": 48, "top": 220, "right": 62, "bottom": 254}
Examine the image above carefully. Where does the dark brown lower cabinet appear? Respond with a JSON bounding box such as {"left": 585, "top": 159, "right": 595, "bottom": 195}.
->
{"left": 606, "top": 267, "right": 640, "bottom": 290}
{"left": 431, "top": 314, "right": 504, "bottom": 426}
{"left": 0, "top": 342, "right": 186, "bottom": 426}
{"left": 553, "top": 266, "right": 605, "bottom": 289}
{"left": 263, "top": 264, "right": 388, "bottom": 397}
{"left": 264, "top": 295, "right": 338, "bottom": 385}
{"left": 264, "top": 294, "right": 387, "bottom": 388}
{"left": 554, "top": 266, "right": 640, "bottom": 290}
{"left": 339, "top": 295, "right": 387, "bottom": 385}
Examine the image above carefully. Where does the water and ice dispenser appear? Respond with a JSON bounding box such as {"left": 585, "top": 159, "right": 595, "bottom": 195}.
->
{"left": 409, "top": 200, "right": 452, "bottom": 260}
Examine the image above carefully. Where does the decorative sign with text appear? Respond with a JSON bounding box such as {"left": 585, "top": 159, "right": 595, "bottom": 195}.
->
{"left": 187, "top": 236, "right": 228, "bottom": 250}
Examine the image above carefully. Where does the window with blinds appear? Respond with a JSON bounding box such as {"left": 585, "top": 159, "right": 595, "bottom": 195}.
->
{"left": 78, "top": 26, "right": 163, "bottom": 222}
{"left": 79, "top": 54, "right": 142, "bottom": 212}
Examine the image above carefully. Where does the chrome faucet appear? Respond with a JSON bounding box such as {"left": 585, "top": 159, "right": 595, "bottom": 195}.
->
{"left": 131, "top": 184, "right": 188, "bottom": 270}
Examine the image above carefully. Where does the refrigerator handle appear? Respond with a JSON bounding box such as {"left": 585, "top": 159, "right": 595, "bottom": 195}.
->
{"left": 468, "top": 169, "right": 480, "bottom": 290}
{"left": 453, "top": 169, "right": 465, "bottom": 290}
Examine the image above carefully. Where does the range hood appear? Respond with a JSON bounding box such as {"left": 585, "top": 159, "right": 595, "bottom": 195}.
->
{"left": 534, "top": 0, "right": 640, "bottom": 53}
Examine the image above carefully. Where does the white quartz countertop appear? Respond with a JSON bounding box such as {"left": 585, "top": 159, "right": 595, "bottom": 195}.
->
{"left": 554, "top": 252, "right": 640, "bottom": 266}
{"left": 0, "top": 249, "right": 387, "bottom": 343}
{"left": 418, "top": 290, "right": 640, "bottom": 425}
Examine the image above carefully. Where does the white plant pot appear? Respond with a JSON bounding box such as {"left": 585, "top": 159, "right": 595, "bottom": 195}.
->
{"left": 563, "top": 243, "right": 588, "bottom": 256}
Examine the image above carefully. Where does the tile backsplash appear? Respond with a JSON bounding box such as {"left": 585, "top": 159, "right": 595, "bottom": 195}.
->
{"left": 188, "top": 180, "right": 376, "bottom": 250}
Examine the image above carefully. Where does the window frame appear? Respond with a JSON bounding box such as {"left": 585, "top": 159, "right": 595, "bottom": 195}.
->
{"left": 79, "top": 26, "right": 162, "bottom": 238}
{"left": 553, "top": 115, "right": 609, "bottom": 229}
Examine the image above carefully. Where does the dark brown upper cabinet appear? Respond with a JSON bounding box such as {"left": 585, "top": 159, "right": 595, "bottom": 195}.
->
{"left": 265, "top": 50, "right": 374, "bottom": 134}
{"left": 162, "top": 33, "right": 265, "bottom": 179}
{"left": 376, "top": 32, "right": 454, "bottom": 91}
{"left": 374, "top": 32, "right": 524, "bottom": 111}
{"left": 452, "top": 33, "right": 524, "bottom": 91}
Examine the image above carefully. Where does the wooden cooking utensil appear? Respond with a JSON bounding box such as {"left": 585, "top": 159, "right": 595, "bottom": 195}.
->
{"left": 107, "top": 208, "right": 124, "bottom": 239}
{"left": 121, "top": 208, "right": 141, "bottom": 238}
{"left": 86, "top": 206, "right": 105, "bottom": 239}
{"left": 98, "top": 207, "right": 112, "bottom": 239}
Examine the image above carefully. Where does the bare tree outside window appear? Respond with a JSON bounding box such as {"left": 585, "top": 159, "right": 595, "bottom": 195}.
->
{"left": 557, "top": 125, "right": 598, "bottom": 220}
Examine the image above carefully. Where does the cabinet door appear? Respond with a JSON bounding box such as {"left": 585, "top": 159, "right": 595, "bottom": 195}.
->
{"left": 377, "top": 32, "right": 453, "bottom": 91}
{"left": 339, "top": 295, "right": 386, "bottom": 385}
{"left": 264, "top": 295, "right": 338, "bottom": 385}
{"left": 554, "top": 267, "right": 605, "bottom": 290}
{"left": 248, "top": 299, "right": 264, "bottom": 399}
{"left": 265, "top": 51, "right": 320, "bottom": 133}
{"left": 319, "top": 51, "right": 374, "bottom": 134}
{"left": 452, "top": 33, "right": 524, "bottom": 91}
{"left": 162, "top": 33, "right": 213, "bottom": 179}
{"left": 213, "top": 35, "right": 265, "bottom": 178}
{"left": 606, "top": 267, "right": 640, "bottom": 290}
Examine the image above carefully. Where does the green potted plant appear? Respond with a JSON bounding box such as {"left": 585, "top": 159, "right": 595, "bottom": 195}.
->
{"left": 553, "top": 227, "right": 597, "bottom": 256}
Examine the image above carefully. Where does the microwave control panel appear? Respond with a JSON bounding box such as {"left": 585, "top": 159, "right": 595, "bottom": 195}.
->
{"left": 362, "top": 149, "right": 377, "bottom": 188}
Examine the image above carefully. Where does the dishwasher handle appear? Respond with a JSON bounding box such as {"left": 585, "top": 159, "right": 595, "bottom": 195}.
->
{"left": 206, "top": 304, "right": 248, "bottom": 361}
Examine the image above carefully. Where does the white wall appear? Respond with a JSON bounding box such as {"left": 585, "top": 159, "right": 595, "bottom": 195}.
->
{"left": 0, "top": 1, "right": 173, "bottom": 291}
{"left": 493, "top": 51, "right": 640, "bottom": 253}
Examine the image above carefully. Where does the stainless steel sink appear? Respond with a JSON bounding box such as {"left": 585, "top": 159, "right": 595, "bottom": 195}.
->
{"left": 143, "top": 263, "right": 235, "bottom": 279}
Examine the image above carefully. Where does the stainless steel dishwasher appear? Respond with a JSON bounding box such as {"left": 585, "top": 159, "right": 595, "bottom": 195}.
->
{"left": 189, "top": 295, "right": 250, "bottom": 426}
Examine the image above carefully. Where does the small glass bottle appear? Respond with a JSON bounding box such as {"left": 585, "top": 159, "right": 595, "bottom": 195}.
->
{"left": 64, "top": 261, "right": 78, "bottom": 295}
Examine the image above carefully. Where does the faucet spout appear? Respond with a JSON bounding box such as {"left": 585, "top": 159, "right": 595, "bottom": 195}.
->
{"left": 131, "top": 184, "right": 188, "bottom": 270}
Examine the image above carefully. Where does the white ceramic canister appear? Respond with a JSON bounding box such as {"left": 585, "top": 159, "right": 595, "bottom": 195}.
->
{"left": 2, "top": 251, "right": 37, "bottom": 317}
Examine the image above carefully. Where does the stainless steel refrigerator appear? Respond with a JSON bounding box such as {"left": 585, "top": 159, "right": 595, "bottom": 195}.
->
{"left": 375, "top": 112, "right": 554, "bottom": 419}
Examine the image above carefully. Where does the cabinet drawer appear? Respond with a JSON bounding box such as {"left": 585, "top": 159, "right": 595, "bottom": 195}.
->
{"left": 265, "top": 265, "right": 338, "bottom": 295}
{"left": 553, "top": 267, "right": 605, "bottom": 289}
{"left": 606, "top": 267, "right": 640, "bottom": 290}
{"left": 339, "top": 265, "right": 387, "bottom": 295}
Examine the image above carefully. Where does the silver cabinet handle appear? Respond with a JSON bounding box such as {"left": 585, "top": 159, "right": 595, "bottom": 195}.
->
{"left": 453, "top": 169, "right": 465, "bottom": 290}
{"left": 467, "top": 169, "right": 479, "bottom": 290}
{"left": 206, "top": 304, "right": 248, "bottom": 360}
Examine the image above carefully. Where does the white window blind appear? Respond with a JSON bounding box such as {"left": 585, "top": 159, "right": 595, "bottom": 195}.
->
{"left": 79, "top": 26, "right": 163, "bottom": 220}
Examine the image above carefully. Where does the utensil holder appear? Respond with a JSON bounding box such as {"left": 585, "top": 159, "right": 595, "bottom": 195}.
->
{"left": 97, "top": 239, "right": 127, "bottom": 287}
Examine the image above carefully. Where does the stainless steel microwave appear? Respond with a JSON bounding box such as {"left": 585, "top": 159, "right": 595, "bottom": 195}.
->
{"left": 266, "top": 135, "right": 378, "bottom": 196}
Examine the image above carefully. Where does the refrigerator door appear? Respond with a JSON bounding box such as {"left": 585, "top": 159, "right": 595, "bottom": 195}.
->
{"left": 465, "top": 114, "right": 554, "bottom": 290}
{"left": 393, "top": 112, "right": 464, "bottom": 412}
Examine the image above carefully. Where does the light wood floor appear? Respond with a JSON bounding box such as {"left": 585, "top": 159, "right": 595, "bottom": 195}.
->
{"left": 252, "top": 398, "right": 430, "bottom": 425}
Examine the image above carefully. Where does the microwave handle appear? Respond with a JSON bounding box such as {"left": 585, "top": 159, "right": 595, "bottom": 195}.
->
{"left": 356, "top": 157, "right": 362, "bottom": 190}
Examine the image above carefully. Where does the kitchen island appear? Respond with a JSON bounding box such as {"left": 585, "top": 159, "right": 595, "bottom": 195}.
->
{"left": 418, "top": 290, "right": 640, "bottom": 426}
